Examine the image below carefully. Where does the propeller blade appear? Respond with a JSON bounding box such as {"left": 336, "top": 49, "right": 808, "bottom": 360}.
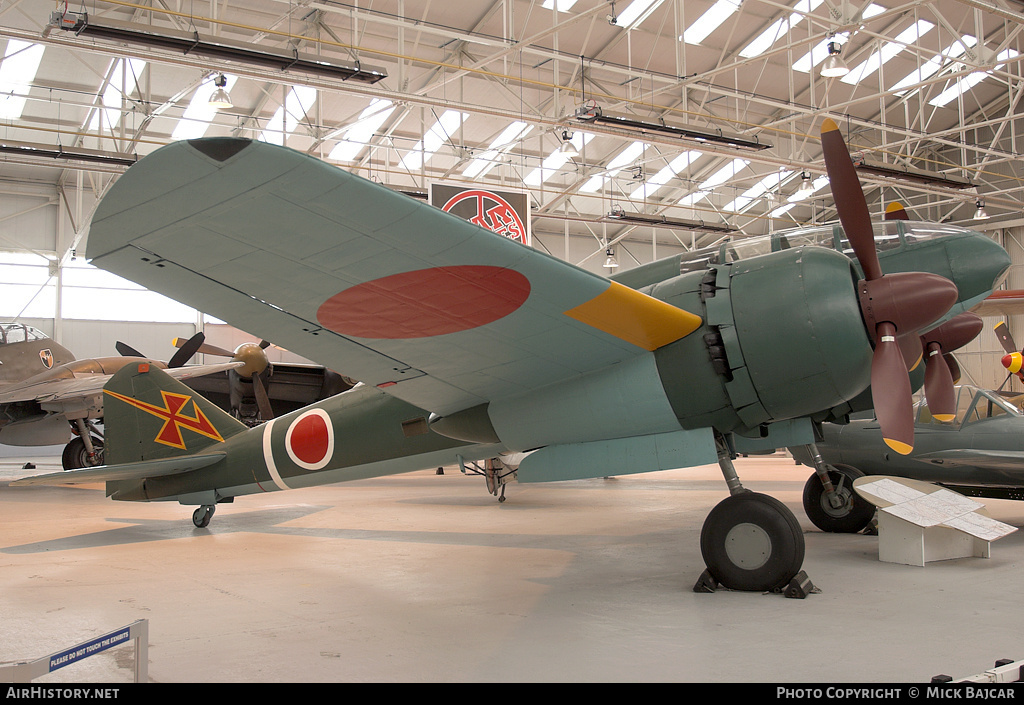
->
{"left": 923, "top": 342, "right": 956, "bottom": 422}
{"left": 872, "top": 322, "right": 915, "bottom": 454}
{"left": 168, "top": 332, "right": 205, "bottom": 368}
{"left": 994, "top": 321, "right": 1017, "bottom": 355}
{"left": 115, "top": 341, "right": 145, "bottom": 358}
{"left": 884, "top": 203, "right": 909, "bottom": 220}
{"left": 821, "top": 118, "right": 882, "bottom": 281}
{"left": 253, "top": 374, "right": 274, "bottom": 421}
{"left": 173, "top": 336, "right": 236, "bottom": 358}
{"left": 897, "top": 335, "right": 923, "bottom": 372}
{"left": 944, "top": 353, "right": 961, "bottom": 384}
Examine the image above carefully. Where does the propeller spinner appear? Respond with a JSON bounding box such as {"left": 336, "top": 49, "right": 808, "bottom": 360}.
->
{"left": 994, "top": 321, "right": 1024, "bottom": 389}
{"left": 820, "top": 118, "right": 959, "bottom": 454}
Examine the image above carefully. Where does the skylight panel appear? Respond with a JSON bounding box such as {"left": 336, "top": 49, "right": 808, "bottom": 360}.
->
{"left": 259, "top": 86, "right": 317, "bottom": 145}
{"left": 629, "top": 150, "right": 703, "bottom": 200}
{"left": 462, "top": 121, "right": 533, "bottom": 179}
{"left": 682, "top": 0, "right": 741, "bottom": 45}
{"left": 739, "top": 0, "right": 824, "bottom": 58}
{"left": 698, "top": 158, "right": 750, "bottom": 190}
{"left": 89, "top": 58, "right": 147, "bottom": 132}
{"left": 723, "top": 170, "right": 793, "bottom": 212}
{"left": 541, "top": 0, "right": 580, "bottom": 10}
{"left": 0, "top": 41, "right": 44, "bottom": 121}
{"left": 888, "top": 36, "right": 976, "bottom": 94}
{"left": 523, "top": 132, "right": 595, "bottom": 186}
{"left": 928, "top": 49, "right": 1019, "bottom": 107}
{"left": 770, "top": 202, "right": 797, "bottom": 218}
{"left": 401, "top": 110, "right": 470, "bottom": 171}
{"left": 580, "top": 141, "right": 648, "bottom": 193}
{"left": 171, "top": 74, "right": 238, "bottom": 141}
{"left": 617, "top": 0, "right": 666, "bottom": 30}
{"left": 841, "top": 20, "right": 935, "bottom": 85}
{"left": 329, "top": 99, "right": 396, "bottom": 162}
{"left": 678, "top": 190, "right": 710, "bottom": 207}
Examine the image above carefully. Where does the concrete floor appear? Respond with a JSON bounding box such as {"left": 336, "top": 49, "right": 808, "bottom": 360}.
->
{"left": 1, "top": 451, "right": 1022, "bottom": 683}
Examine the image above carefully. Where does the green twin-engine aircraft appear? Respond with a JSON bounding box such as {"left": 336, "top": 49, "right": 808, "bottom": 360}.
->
{"left": 12, "top": 119, "right": 1012, "bottom": 593}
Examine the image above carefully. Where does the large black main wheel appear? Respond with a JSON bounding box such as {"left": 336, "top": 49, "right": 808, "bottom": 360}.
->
{"left": 700, "top": 492, "right": 805, "bottom": 592}
{"left": 802, "top": 464, "right": 875, "bottom": 533}
{"left": 62, "top": 436, "right": 105, "bottom": 470}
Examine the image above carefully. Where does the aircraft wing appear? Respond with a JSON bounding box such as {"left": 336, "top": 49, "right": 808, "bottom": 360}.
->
{"left": 86, "top": 138, "right": 702, "bottom": 416}
{"left": 971, "top": 290, "right": 1024, "bottom": 317}
{"left": 913, "top": 448, "right": 1024, "bottom": 471}
{"left": 0, "top": 361, "right": 246, "bottom": 405}
{"left": 9, "top": 452, "right": 226, "bottom": 486}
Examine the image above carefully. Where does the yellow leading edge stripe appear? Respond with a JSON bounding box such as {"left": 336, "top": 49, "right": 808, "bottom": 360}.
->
{"left": 563, "top": 281, "right": 703, "bottom": 351}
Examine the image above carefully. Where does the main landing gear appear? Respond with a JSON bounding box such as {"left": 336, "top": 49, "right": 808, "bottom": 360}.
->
{"left": 695, "top": 434, "right": 813, "bottom": 596}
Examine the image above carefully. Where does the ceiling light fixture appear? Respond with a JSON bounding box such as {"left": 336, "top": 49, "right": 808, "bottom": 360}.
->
{"left": 820, "top": 40, "right": 849, "bottom": 78}
{"left": 603, "top": 247, "right": 619, "bottom": 269}
{"left": 975, "top": 199, "right": 990, "bottom": 220}
{"left": 559, "top": 130, "right": 579, "bottom": 157}
{"left": 795, "top": 172, "right": 815, "bottom": 198}
{"left": 208, "top": 74, "right": 232, "bottom": 108}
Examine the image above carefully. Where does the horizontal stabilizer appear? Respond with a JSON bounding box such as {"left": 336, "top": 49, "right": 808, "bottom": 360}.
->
{"left": 9, "top": 452, "right": 225, "bottom": 486}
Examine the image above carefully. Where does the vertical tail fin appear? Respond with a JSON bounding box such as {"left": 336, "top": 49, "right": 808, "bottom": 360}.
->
{"left": 103, "top": 362, "right": 247, "bottom": 465}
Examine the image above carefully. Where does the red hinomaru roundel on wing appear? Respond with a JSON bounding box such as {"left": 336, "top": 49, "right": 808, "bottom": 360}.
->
{"left": 316, "top": 265, "right": 530, "bottom": 339}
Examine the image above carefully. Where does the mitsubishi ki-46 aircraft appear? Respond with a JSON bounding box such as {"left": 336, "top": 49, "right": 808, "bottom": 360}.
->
{"left": 12, "top": 118, "right": 1011, "bottom": 593}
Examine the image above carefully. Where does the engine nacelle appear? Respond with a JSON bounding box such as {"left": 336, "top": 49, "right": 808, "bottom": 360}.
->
{"left": 650, "top": 246, "right": 873, "bottom": 436}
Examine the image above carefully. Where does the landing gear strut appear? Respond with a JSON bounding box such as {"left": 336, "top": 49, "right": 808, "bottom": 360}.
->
{"left": 696, "top": 434, "right": 809, "bottom": 594}
{"left": 459, "top": 456, "right": 517, "bottom": 502}
{"left": 801, "top": 450, "right": 874, "bottom": 533}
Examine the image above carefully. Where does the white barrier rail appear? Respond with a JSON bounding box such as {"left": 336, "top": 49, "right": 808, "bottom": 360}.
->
{"left": 0, "top": 619, "right": 148, "bottom": 683}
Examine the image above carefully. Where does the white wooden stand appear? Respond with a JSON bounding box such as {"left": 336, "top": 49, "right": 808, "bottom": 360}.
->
{"left": 853, "top": 476, "right": 1016, "bottom": 567}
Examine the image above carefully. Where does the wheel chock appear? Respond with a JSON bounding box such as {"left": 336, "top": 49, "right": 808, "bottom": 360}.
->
{"left": 692, "top": 569, "right": 719, "bottom": 593}
{"left": 782, "top": 570, "right": 817, "bottom": 599}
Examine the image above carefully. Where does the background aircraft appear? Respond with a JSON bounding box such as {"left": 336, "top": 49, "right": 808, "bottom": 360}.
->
{"left": 0, "top": 323, "right": 262, "bottom": 469}
{"left": 169, "top": 336, "right": 356, "bottom": 426}
{"left": 20, "top": 119, "right": 1009, "bottom": 593}
{"left": 791, "top": 384, "right": 1024, "bottom": 534}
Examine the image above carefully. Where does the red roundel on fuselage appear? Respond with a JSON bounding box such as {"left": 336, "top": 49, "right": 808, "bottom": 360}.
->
{"left": 287, "top": 411, "right": 331, "bottom": 468}
{"left": 316, "top": 265, "right": 530, "bottom": 339}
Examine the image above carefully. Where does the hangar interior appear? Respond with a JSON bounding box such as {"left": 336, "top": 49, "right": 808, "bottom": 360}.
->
{"left": 0, "top": 0, "right": 1023, "bottom": 683}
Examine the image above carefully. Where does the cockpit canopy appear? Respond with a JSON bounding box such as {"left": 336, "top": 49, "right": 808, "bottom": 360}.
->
{"left": 0, "top": 323, "right": 49, "bottom": 345}
{"left": 916, "top": 385, "right": 1023, "bottom": 426}
{"left": 677, "top": 221, "right": 980, "bottom": 275}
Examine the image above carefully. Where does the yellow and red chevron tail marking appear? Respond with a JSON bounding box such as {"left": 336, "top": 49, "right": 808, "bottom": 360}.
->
{"left": 105, "top": 389, "right": 226, "bottom": 449}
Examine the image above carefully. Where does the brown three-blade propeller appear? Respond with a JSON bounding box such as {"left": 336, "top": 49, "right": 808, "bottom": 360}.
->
{"left": 820, "top": 118, "right": 959, "bottom": 454}
{"left": 919, "top": 313, "right": 983, "bottom": 421}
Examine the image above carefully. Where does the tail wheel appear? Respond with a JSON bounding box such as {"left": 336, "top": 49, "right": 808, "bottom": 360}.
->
{"left": 700, "top": 492, "right": 805, "bottom": 592}
{"left": 802, "top": 464, "right": 875, "bottom": 533}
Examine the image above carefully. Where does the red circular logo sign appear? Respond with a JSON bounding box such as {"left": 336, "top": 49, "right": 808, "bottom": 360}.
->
{"left": 442, "top": 190, "right": 527, "bottom": 244}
